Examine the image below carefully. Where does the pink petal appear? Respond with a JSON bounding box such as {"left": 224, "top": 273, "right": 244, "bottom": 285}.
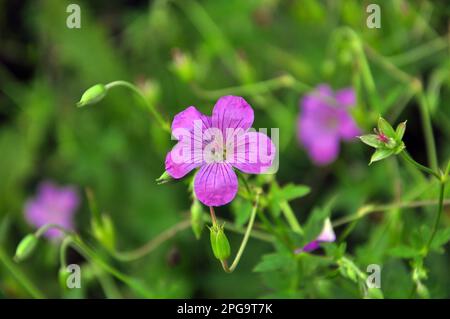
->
{"left": 308, "top": 134, "right": 340, "bottom": 166}
{"left": 194, "top": 163, "right": 238, "bottom": 206}
{"left": 230, "top": 131, "right": 275, "bottom": 174}
{"left": 335, "top": 88, "right": 356, "bottom": 108}
{"left": 339, "top": 112, "right": 361, "bottom": 141}
{"left": 212, "top": 96, "right": 254, "bottom": 133}
{"left": 165, "top": 141, "right": 203, "bottom": 179}
{"left": 171, "top": 106, "right": 211, "bottom": 141}
{"left": 317, "top": 218, "right": 336, "bottom": 242}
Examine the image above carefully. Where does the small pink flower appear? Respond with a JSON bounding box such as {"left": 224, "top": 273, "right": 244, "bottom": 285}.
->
{"left": 295, "top": 219, "right": 336, "bottom": 253}
{"left": 297, "top": 85, "right": 361, "bottom": 165}
{"left": 25, "top": 181, "right": 79, "bottom": 239}
{"left": 165, "top": 96, "right": 276, "bottom": 207}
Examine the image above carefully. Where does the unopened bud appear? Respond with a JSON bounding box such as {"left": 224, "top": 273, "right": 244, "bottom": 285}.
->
{"left": 209, "top": 224, "right": 230, "bottom": 261}
{"left": 190, "top": 199, "right": 204, "bottom": 240}
{"left": 77, "top": 84, "right": 107, "bottom": 107}
{"left": 92, "top": 214, "right": 115, "bottom": 251}
{"left": 14, "top": 234, "right": 38, "bottom": 262}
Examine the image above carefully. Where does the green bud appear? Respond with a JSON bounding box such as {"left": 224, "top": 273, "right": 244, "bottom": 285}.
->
{"left": 14, "top": 234, "right": 38, "bottom": 262}
{"left": 92, "top": 214, "right": 116, "bottom": 251}
{"left": 170, "top": 49, "right": 195, "bottom": 83}
{"left": 156, "top": 171, "right": 173, "bottom": 185}
{"left": 190, "top": 199, "right": 204, "bottom": 240}
{"left": 77, "top": 84, "right": 107, "bottom": 107}
{"left": 209, "top": 224, "right": 231, "bottom": 261}
{"left": 58, "top": 267, "right": 69, "bottom": 290}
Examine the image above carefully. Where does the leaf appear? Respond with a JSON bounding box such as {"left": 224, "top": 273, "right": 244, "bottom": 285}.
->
{"left": 359, "top": 134, "right": 383, "bottom": 148}
{"left": 272, "top": 184, "right": 310, "bottom": 202}
{"left": 378, "top": 117, "right": 396, "bottom": 138}
{"left": 231, "top": 197, "right": 252, "bottom": 227}
{"left": 253, "top": 253, "right": 294, "bottom": 273}
{"left": 369, "top": 148, "right": 394, "bottom": 165}
{"left": 430, "top": 228, "right": 450, "bottom": 251}
{"left": 303, "top": 206, "right": 331, "bottom": 244}
{"left": 388, "top": 245, "right": 420, "bottom": 258}
{"left": 395, "top": 121, "right": 407, "bottom": 141}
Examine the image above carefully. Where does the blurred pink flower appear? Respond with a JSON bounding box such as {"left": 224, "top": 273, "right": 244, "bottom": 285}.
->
{"left": 297, "top": 85, "right": 360, "bottom": 165}
{"left": 295, "top": 219, "right": 336, "bottom": 253}
{"left": 25, "top": 181, "right": 79, "bottom": 239}
{"left": 165, "top": 96, "right": 276, "bottom": 207}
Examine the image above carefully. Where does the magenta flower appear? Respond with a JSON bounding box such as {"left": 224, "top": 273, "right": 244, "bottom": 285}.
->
{"left": 25, "top": 181, "right": 79, "bottom": 239}
{"left": 295, "top": 218, "right": 336, "bottom": 253}
{"left": 297, "top": 85, "right": 360, "bottom": 165}
{"left": 165, "top": 96, "right": 276, "bottom": 206}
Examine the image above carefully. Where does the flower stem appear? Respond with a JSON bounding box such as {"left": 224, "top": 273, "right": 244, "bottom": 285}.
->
{"left": 400, "top": 150, "right": 440, "bottom": 180}
{"left": 105, "top": 80, "right": 170, "bottom": 133}
{"left": 332, "top": 198, "right": 450, "bottom": 227}
{"left": 0, "top": 247, "right": 45, "bottom": 298}
{"left": 417, "top": 92, "right": 439, "bottom": 171}
{"left": 425, "top": 180, "right": 446, "bottom": 253}
{"left": 221, "top": 191, "right": 261, "bottom": 273}
{"left": 110, "top": 219, "right": 191, "bottom": 262}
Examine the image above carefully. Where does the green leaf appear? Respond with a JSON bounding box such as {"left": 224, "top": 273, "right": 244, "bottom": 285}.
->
{"left": 231, "top": 197, "right": 252, "bottom": 227}
{"left": 273, "top": 183, "right": 310, "bottom": 202}
{"left": 359, "top": 134, "right": 383, "bottom": 148}
{"left": 377, "top": 117, "right": 396, "bottom": 138}
{"left": 253, "top": 253, "right": 294, "bottom": 273}
{"left": 395, "top": 121, "right": 407, "bottom": 141}
{"left": 369, "top": 148, "right": 394, "bottom": 165}
{"left": 430, "top": 228, "right": 450, "bottom": 251}
{"left": 303, "top": 207, "right": 331, "bottom": 244}
{"left": 388, "top": 245, "right": 420, "bottom": 258}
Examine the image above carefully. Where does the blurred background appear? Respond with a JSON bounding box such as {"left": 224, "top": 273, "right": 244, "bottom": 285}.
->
{"left": 0, "top": 0, "right": 449, "bottom": 298}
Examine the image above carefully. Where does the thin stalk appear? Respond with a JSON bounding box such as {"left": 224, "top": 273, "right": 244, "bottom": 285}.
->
{"left": 111, "top": 219, "right": 191, "bottom": 262}
{"left": 425, "top": 180, "right": 446, "bottom": 253}
{"left": 400, "top": 151, "right": 440, "bottom": 180}
{"left": 332, "top": 198, "right": 450, "bottom": 227}
{"left": 0, "top": 247, "right": 45, "bottom": 299}
{"left": 417, "top": 92, "right": 439, "bottom": 171}
{"left": 105, "top": 80, "right": 170, "bottom": 133}
{"left": 221, "top": 192, "right": 261, "bottom": 273}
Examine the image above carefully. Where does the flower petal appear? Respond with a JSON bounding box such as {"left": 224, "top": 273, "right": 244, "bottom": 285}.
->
{"left": 171, "top": 106, "right": 211, "bottom": 141}
{"left": 165, "top": 141, "right": 203, "bottom": 179}
{"left": 230, "top": 131, "right": 276, "bottom": 174}
{"left": 212, "top": 96, "right": 254, "bottom": 133}
{"left": 338, "top": 112, "right": 361, "bottom": 140}
{"left": 308, "top": 134, "right": 340, "bottom": 166}
{"left": 317, "top": 218, "right": 336, "bottom": 242}
{"left": 194, "top": 163, "right": 238, "bottom": 206}
{"left": 335, "top": 88, "right": 356, "bottom": 107}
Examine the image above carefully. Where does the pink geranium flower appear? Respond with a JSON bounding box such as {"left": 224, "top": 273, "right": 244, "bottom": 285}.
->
{"left": 297, "top": 85, "right": 361, "bottom": 165}
{"left": 165, "top": 96, "right": 276, "bottom": 206}
{"left": 295, "top": 218, "right": 336, "bottom": 253}
{"left": 25, "top": 181, "right": 79, "bottom": 239}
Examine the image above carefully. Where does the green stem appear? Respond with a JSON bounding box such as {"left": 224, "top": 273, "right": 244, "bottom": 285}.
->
{"left": 192, "top": 74, "right": 307, "bottom": 100}
{"left": 221, "top": 191, "right": 261, "bottom": 273}
{"left": 425, "top": 180, "right": 446, "bottom": 253}
{"left": 400, "top": 151, "right": 440, "bottom": 180}
{"left": 417, "top": 92, "right": 439, "bottom": 171}
{"left": 0, "top": 247, "right": 45, "bottom": 298}
{"left": 105, "top": 80, "right": 170, "bottom": 133}
{"left": 111, "top": 219, "right": 191, "bottom": 262}
{"left": 332, "top": 198, "right": 450, "bottom": 227}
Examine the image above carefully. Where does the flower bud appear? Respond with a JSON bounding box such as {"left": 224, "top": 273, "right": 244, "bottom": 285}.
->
{"left": 92, "top": 214, "right": 116, "bottom": 251}
{"left": 58, "top": 267, "right": 69, "bottom": 290}
{"left": 77, "top": 84, "right": 107, "bottom": 107}
{"left": 209, "top": 224, "right": 231, "bottom": 261}
{"left": 190, "top": 199, "right": 204, "bottom": 240}
{"left": 170, "top": 49, "right": 195, "bottom": 83}
{"left": 14, "top": 234, "right": 38, "bottom": 262}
